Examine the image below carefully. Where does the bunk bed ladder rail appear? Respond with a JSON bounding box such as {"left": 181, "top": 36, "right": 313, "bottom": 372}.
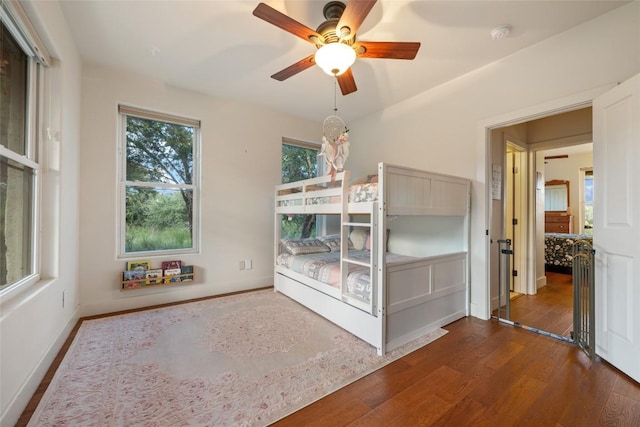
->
{"left": 340, "top": 202, "right": 378, "bottom": 316}
{"left": 571, "top": 239, "right": 596, "bottom": 360}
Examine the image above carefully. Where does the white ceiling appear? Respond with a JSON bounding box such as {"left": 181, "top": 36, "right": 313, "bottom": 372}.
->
{"left": 58, "top": 0, "right": 628, "bottom": 123}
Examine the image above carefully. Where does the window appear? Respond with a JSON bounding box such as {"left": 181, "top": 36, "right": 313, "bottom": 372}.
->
{"left": 281, "top": 140, "right": 320, "bottom": 239}
{"left": 0, "top": 6, "right": 49, "bottom": 292}
{"left": 582, "top": 169, "right": 594, "bottom": 235}
{"left": 119, "top": 106, "right": 200, "bottom": 256}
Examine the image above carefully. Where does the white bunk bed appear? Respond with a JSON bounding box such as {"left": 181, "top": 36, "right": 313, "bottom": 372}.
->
{"left": 274, "top": 163, "right": 470, "bottom": 355}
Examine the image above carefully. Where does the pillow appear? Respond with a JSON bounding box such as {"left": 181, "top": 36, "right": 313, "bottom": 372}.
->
{"left": 349, "top": 228, "right": 390, "bottom": 251}
{"left": 349, "top": 228, "right": 369, "bottom": 251}
{"left": 318, "top": 234, "right": 353, "bottom": 252}
{"left": 281, "top": 238, "right": 331, "bottom": 255}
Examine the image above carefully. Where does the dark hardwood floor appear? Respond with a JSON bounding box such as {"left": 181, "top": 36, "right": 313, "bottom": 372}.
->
{"left": 19, "top": 285, "right": 640, "bottom": 426}
{"left": 502, "top": 271, "right": 574, "bottom": 337}
{"left": 274, "top": 317, "right": 640, "bottom": 426}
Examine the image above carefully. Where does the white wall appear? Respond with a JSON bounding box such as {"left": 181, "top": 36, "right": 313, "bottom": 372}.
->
{"left": 0, "top": 2, "right": 82, "bottom": 425}
{"left": 78, "top": 64, "right": 320, "bottom": 316}
{"left": 347, "top": 2, "right": 640, "bottom": 319}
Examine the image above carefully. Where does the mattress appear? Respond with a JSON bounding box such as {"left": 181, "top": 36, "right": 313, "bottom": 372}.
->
{"left": 276, "top": 249, "right": 414, "bottom": 302}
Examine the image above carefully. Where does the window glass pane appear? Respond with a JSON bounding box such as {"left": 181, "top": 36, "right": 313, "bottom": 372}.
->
{"left": 126, "top": 116, "right": 193, "bottom": 185}
{"left": 1, "top": 21, "right": 28, "bottom": 155}
{"left": 281, "top": 143, "right": 318, "bottom": 238}
{"left": 584, "top": 173, "right": 594, "bottom": 235}
{"left": 584, "top": 175, "right": 593, "bottom": 202}
{"left": 0, "top": 157, "right": 34, "bottom": 288}
{"left": 282, "top": 143, "right": 318, "bottom": 183}
{"left": 281, "top": 214, "right": 317, "bottom": 239}
{"left": 125, "top": 186, "right": 193, "bottom": 252}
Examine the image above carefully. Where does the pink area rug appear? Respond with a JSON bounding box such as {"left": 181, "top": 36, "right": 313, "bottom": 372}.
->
{"left": 28, "top": 289, "right": 447, "bottom": 426}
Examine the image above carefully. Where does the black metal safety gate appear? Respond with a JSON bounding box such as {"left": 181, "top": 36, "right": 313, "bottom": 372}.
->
{"left": 572, "top": 239, "right": 596, "bottom": 359}
{"left": 494, "top": 238, "right": 597, "bottom": 354}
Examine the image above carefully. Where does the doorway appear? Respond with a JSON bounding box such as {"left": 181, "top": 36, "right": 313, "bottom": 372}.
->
{"left": 489, "top": 107, "right": 594, "bottom": 341}
{"left": 482, "top": 75, "right": 640, "bottom": 383}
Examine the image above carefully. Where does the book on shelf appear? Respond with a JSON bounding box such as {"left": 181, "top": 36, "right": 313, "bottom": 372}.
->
{"left": 161, "top": 260, "right": 182, "bottom": 270}
{"left": 163, "top": 268, "right": 182, "bottom": 283}
{"left": 180, "top": 265, "right": 194, "bottom": 281}
{"left": 123, "top": 270, "right": 146, "bottom": 289}
{"left": 127, "top": 259, "right": 151, "bottom": 271}
{"left": 145, "top": 268, "right": 163, "bottom": 285}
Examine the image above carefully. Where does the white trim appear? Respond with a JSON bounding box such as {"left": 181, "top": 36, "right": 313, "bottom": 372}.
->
{"left": 0, "top": 25, "right": 45, "bottom": 293}
{"left": 117, "top": 108, "right": 201, "bottom": 258}
{"left": 0, "top": 0, "right": 51, "bottom": 65}
{"left": 0, "top": 146, "right": 39, "bottom": 169}
{"left": 118, "top": 104, "right": 201, "bottom": 129}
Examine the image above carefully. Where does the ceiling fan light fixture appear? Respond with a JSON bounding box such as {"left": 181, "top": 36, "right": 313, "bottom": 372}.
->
{"left": 315, "top": 42, "right": 356, "bottom": 76}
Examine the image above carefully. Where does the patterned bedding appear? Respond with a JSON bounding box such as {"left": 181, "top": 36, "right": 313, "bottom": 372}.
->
{"left": 278, "top": 182, "right": 378, "bottom": 207}
{"left": 276, "top": 249, "right": 415, "bottom": 302}
{"left": 545, "top": 233, "right": 593, "bottom": 270}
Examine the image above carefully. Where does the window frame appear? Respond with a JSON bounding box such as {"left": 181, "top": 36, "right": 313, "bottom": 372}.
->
{"left": 0, "top": 3, "right": 48, "bottom": 295}
{"left": 117, "top": 106, "right": 201, "bottom": 258}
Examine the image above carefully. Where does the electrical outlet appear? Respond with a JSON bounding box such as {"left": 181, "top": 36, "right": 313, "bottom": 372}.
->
{"left": 239, "top": 261, "right": 245, "bottom": 270}
{"left": 245, "top": 259, "right": 252, "bottom": 270}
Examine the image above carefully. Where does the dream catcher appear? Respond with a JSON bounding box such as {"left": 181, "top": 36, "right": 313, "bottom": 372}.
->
{"left": 319, "top": 82, "right": 350, "bottom": 182}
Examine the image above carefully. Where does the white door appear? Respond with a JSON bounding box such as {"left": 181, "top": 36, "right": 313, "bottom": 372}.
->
{"left": 593, "top": 73, "right": 640, "bottom": 382}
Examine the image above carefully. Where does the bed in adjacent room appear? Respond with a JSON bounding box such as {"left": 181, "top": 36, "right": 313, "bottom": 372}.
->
{"left": 544, "top": 232, "right": 593, "bottom": 274}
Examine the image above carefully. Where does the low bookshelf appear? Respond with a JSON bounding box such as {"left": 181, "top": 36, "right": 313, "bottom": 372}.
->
{"left": 120, "top": 260, "right": 195, "bottom": 291}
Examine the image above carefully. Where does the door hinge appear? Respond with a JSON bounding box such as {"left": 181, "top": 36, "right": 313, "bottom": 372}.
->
{"left": 512, "top": 270, "right": 518, "bottom": 277}
{"left": 513, "top": 218, "right": 518, "bottom": 225}
{"left": 513, "top": 166, "right": 519, "bottom": 174}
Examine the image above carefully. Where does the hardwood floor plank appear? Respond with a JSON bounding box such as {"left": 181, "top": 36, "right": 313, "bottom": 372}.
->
{"left": 599, "top": 393, "right": 640, "bottom": 426}
{"left": 558, "top": 355, "right": 619, "bottom": 426}
{"left": 515, "top": 348, "right": 596, "bottom": 425}
{"left": 372, "top": 390, "right": 451, "bottom": 426}
{"left": 612, "top": 371, "right": 640, "bottom": 403}
{"left": 482, "top": 374, "right": 548, "bottom": 426}
{"left": 498, "top": 271, "right": 574, "bottom": 337}
{"left": 429, "top": 396, "right": 489, "bottom": 426}
{"left": 345, "top": 410, "right": 386, "bottom": 426}
{"left": 274, "top": 394, "right": 371, "bottom": 427}
{"left": 483, "top": 339, "right": 525, "bottom": 369}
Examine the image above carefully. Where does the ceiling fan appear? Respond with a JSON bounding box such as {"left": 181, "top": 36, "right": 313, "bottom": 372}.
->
{"left": 252, "top": 0, "right": 420, "bottom": 95}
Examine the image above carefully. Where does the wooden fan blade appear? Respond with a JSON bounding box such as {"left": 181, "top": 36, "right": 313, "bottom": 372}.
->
{"left": 271, "top": 54, "right": 316, "bottom": 81}
{"left": 253, "top": 3, "right": 324, "bottom": 44}
{"left": 337, "top": 68, "right": 357, "bottom": 95}
{"left": 354, "top": 41, "right": 420, "bottom": 59}
{"left": 337, "top": 0, "right": 377, "bottom": 40}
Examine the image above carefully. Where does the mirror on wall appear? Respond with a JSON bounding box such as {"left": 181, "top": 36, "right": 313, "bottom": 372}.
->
{"left": 545, "top": 180, "right": 570, "bottom": 212}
